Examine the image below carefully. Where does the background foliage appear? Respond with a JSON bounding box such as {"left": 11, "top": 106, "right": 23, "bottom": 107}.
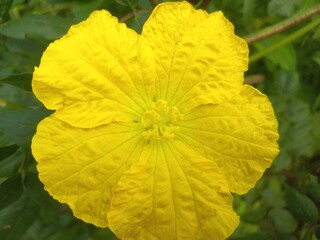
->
{"left": 0, "top": 0, "right": 320, "bottom": 239}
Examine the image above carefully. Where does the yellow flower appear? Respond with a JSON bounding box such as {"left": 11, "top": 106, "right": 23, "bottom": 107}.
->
{"left": 32, "top": 1, "right": 279, "bottom": 239}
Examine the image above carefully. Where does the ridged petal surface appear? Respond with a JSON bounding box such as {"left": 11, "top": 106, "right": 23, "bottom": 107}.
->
{"left": 179, "top": 85, "right": 279, "bottom": 194}
{"left": 108, "top": 141, "right": 239, "bottom": 240}
{"left": 31, "top": 2, "right": 279, "bottom": 240}
{"left": 32, "top": 115, "right": 143, "bottom": 227}
{"left": 142, "top": 1, "right": 248, "bottom": 112}
{"left": 33, "top": 10, "right": 156, "bottom": 128}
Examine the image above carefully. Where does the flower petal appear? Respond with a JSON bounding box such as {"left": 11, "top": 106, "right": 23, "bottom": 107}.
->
{"left": 108, "top": 140, "right": 239, "bottom": 240}
{"left": 32, "top": 115, "right": 144, "bottom": 227}
{"left": 33, "top": 10, "right": 156, "bottom": 128}
{"left": 179, "top": 85, "right": 279, "bottom": 194}
{"left": 142, "top": 1, "right": 248, "bottom": 112}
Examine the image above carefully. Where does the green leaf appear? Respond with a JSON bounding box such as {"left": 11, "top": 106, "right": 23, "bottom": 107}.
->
{"left": 0, "top": 84, "right": 39, "bottom": 108}
{"left": 255, "top": 36, "right": 297, "bottom": 71}
{"left": 229, "top": 232, "right": 272, "bottom": 240}
{"left": 286, "top": 100, "right": 310, "bottom": 122}
{"left": 45, "top": 224, "right": 86, "bottom": 240}
{"left": 315, "top": 225, "right": 320, "bottom": 239}
{"left": 71, "top": 0, "right": 105, "bottom": 22}
{"left": 288, "top": 122, "right": 313, "bottom": 156}
{"left": 311, "top": 112, "right": 320, "bottom": 153}
{"left": 271, "top": 150, "right": 292, "bottom": 172}
{"left": 0, "top": 107, "right": 51, "bottom": 149}
{"left": 282, "top": 99, "right": 313, "bottom": 156}
{"left": 0, "top": 129, "right": 11, "bottom": 147}
{"left": 262, "top": 178, "right": 285, "bottom": 207}
{"left": 302, "top": 231, "right": 313, "bottom": 240}
{"left": 89, "top": 227, "right": 117, "bottom": 240}
{"left": 243, "top": 0, "right": 256, "bottom": 27}
{"left": 268, "top": 0, "right": 304, "bottom": 17}
{"left": 269, "top": 207, "right": 297, "bottom": 233}
{"left": 274, "top": 71, "right": 299, "bottom": 98}
{"left": 0, "top": 193, "right": 39, "bottom": 240}
{"left": 313, "top": 94, "right": 320, "bottom": 111}
{"left": 0, "top": 144, "right": 19, "bottom": 162}
{"left": 0, "top": 175, "right": 23, "bottom": 210}
{"left": 0, "top": 149, "right": 23, "bottom": 178}
{"left": 24, "top": 172, "right": 60, "bottom": 222}
{"left": 241, "top": 207, "right": 266, "bottom": 224}
{"left": 285, "top": 185, "right": 319, "bottom": 224}
{"left": 274, "top": 233, "right": 297, "bottom": 240}
{"left": 0, "top": 73, "right": 32, "bottom": 91}
{"left": 312, "top": 51, "right": 320, "bottom": 65}
{"left": 313, "top": 25, "right": 320, "bottom": 40}
{"left": 0, "top": 0, "right": 13, "bottom": 23}
{"left": 0, "top": 14, "right": 74, "bottom": 40}
{"left": 307, "top": 174, "right": 320, "bottom": 203}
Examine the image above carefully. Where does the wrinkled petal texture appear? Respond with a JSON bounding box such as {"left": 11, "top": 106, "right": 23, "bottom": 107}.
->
{"left": 32, "top": 1, "right": 279, "bottom": 240}
{"left": 32, "top": 115, "right": 144, "bottom": 227}
{"left": 142, "top": 1, "right": 248, "bottom": 112}
{"left": 179, "top": 85, "right": 279, "bottom": 194}
{"left": 108, "top": 141, "right": 239, "bottom": 240}
{"left": 33, "top": 10, "right": 156, "bottom": 128}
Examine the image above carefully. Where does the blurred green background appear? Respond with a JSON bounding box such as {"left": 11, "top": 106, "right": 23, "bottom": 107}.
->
{"left": 0, "top": 0, "right": 320, "bottom": 239}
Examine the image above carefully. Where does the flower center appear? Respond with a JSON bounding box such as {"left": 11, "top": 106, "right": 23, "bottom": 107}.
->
{"left": 141, "top": 99, "right": 182, "bottom": 140}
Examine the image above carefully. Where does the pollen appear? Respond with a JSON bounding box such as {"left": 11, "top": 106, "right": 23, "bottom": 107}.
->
{"left": 141, "top": 99, "right": 182, "bottom": 140}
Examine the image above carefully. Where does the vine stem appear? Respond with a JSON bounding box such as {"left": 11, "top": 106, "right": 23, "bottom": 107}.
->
{"left": 249, "top": 17, "right": 320, "bottom": 63}
{"left": 244, "top": 4, "right": 320, "bottom": 45}
{"left": 119, "top": 9, "right": 151, "bottom": 23}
